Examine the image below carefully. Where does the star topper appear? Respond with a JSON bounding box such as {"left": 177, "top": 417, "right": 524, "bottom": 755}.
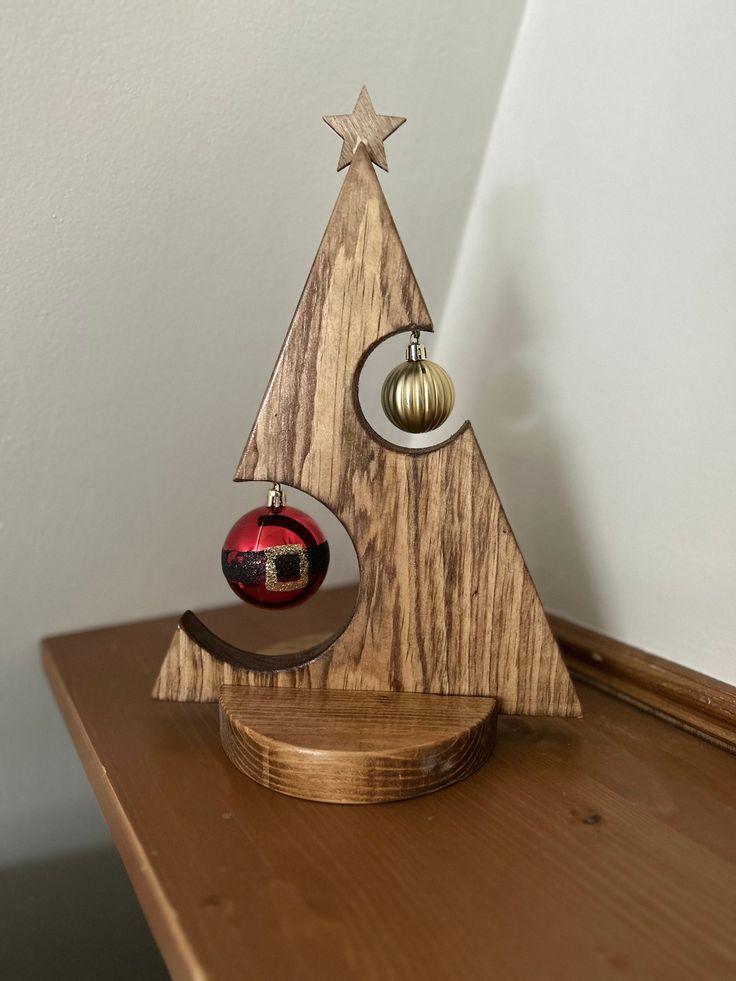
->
{"left": 323, "top": 86, "right": 406, "bottom": 172}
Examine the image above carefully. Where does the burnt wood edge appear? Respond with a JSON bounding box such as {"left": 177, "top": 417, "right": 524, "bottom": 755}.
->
{"left": 178, "top": 609, "right": 344, "bottom": 674}
{"left": 550, "top": 615, "right": 736, "bottom": 754}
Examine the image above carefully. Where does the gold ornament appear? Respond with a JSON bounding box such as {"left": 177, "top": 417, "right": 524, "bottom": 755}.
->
{"left": 381, "top": 331, "right": 455, "bottom": 433}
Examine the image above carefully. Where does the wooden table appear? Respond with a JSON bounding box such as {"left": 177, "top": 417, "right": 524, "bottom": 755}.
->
{"left": 43, "top": 588, "right": 736, "bottom": 981}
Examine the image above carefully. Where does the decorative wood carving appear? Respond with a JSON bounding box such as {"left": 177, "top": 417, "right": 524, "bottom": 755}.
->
{"left": 323, "top": 84, "right": 405, "bottom": 171}
{"left": 154, "top": 140, "right": 580, "bottom": 719}
{"left": 153, "top": 91, "right": 581, "bottom": 801}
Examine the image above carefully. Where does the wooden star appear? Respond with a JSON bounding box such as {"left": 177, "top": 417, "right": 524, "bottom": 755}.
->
{"left": 323, "top": 86, "right": 405, "bottom": 172}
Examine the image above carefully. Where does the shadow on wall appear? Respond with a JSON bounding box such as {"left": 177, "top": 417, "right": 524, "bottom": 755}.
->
{"left": 438, "top": 189, "right": 604, "bottom": 628}
{"left": 0, "top": 847, "right": 168, "bottom": 980}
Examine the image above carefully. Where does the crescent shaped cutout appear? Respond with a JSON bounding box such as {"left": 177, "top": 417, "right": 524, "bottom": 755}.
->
{"left": 352, "top": 329, "right": 468, "bottom": 456}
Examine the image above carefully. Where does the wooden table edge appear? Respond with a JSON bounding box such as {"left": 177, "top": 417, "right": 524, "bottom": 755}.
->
{"left": 42, "top": 641, "right": 207, "bottom": 981}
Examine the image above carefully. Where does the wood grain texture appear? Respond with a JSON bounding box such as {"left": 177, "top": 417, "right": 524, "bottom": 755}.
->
{"left": 43, "top": 601, "right": 736, "bottom": 981}
{"left": 323, "top": 85, "right": 405, "bottom": 171}
{"left": 219, "top": 687, "right": 497, "bottom": 803}
{"left": 552, "top": 614, "right": 736, "bottom": 753}
{"left": 156, "top": 143, "right": 580, "bottom": 718}
{"left": 151, "top": 609, "right": 343, "bottom": 701}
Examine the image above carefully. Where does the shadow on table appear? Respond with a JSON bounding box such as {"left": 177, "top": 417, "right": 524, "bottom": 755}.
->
{"left": 0, "top": 846, "right": 168, "bottom": 980}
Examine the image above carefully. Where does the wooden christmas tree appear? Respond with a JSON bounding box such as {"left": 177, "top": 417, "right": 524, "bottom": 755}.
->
{"left": 154, "top": 88, "right": 580, "bottom": 803}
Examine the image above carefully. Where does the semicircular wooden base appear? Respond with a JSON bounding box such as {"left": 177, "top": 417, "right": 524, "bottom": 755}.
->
{"left": 219, "top": 686, "right": 498, "bottom": 804}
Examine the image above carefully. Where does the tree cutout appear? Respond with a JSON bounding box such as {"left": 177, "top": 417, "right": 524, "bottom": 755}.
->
{"left": 155, "top": 102, "right": 580, "bottom": 721}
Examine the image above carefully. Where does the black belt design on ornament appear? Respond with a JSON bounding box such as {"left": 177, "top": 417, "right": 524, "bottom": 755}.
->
{"left": 221, "top": 541, "right": 330, "bottom": 585}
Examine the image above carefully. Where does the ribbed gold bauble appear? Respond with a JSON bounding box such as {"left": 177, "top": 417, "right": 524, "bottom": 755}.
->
{"left": 381, "top": 333, "right": 455, "bottom": 433}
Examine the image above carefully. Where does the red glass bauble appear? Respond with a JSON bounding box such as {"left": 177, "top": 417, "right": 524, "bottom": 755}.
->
{"left": 221, "top": 505, "right": 329, "bottom": 609}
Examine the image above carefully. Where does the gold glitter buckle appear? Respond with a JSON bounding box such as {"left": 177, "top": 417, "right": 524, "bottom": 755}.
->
{"left": 264, "top": 543, "right": 309, "bottom": 592}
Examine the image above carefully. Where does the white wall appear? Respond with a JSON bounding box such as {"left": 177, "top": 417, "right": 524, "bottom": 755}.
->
{"left": 437, "top": 0, "right": 736, "bottom": 685}
{"left": 0, "top": 0, "right": 525, "bottom": 864}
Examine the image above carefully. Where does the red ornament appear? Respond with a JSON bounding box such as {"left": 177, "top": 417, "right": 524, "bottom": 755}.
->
{"left": 221, "top": 485, "right": 329, "bottom": 609}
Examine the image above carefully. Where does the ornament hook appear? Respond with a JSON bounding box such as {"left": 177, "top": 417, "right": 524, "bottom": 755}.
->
{"left": 407, "top": 328, "right": 426, "bottom": 362}
{"left": 268, "top": 482, "right": 286, "bottom": 510}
